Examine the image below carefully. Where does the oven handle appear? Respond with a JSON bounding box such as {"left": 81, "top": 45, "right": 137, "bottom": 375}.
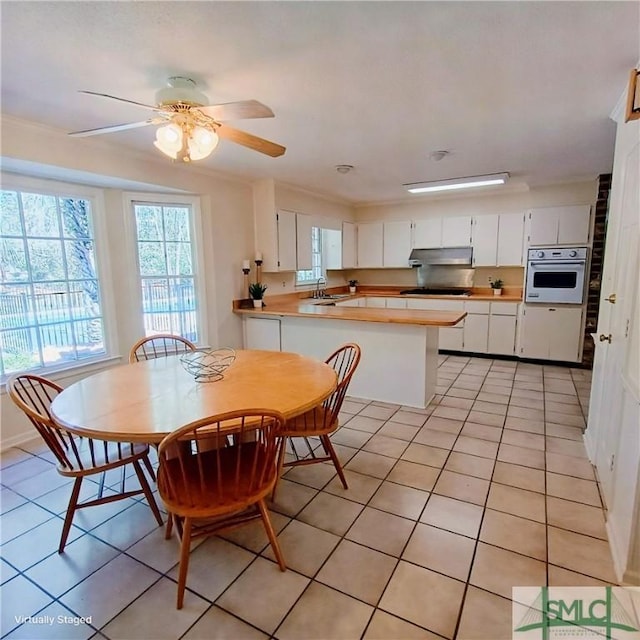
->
{"left": 528, "top": 261, "right": 585, "bottom": 267}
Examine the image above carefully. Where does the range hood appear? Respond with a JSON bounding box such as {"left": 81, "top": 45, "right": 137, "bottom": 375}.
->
{"left": 409, "top": 246, "right": 473, "bottom": 267}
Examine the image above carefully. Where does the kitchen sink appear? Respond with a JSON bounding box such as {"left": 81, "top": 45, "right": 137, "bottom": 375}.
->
{"left": 313, "top": 300, "right": 337, "bottom": 306}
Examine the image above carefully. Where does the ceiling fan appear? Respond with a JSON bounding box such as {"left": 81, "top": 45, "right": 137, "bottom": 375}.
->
{"left": 68, "top": 76, "right": 286, "bottom": 162}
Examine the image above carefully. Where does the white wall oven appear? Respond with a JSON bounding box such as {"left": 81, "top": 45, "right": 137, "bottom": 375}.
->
{"left": 525, "top": 247, "right": 588, "bottom": 304}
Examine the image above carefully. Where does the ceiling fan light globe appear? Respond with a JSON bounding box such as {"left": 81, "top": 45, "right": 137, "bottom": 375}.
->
{"left": 187, "top": 126, "right": 219, "bottom": 160}
{"left": 154, "top": 123, "right": 183, "bottom": 159}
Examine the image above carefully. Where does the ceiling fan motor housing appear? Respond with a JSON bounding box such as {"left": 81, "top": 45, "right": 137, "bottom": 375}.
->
{"left": 155, "top": 76, "right": 209, "bottom": 108}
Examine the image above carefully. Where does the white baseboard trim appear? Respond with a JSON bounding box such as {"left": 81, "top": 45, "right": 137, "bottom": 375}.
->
{"left": 0, "top": 430, "right": 41, "bottom": 452}
{"left": 606, "top": 519, "right": 627, "bottom": 585}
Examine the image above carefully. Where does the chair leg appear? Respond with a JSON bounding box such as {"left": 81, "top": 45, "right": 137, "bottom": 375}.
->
{"left": 132, "top": 460, "right": 163, "bottom": 526}
{"left": 321, "top": 434, "right": 348, "bottom": 490}
{"left": 257, "top": 499, "right": 286, "bottom": 572}
{"left": 59, "top": 477, "right": 83, "bottom": 553}
{"left": 142, "top": 454, "right": 156, "bottom": 482}
{"left": 165, "top": 513, "right": 173, "bottom": 539}
{"left": 176, "top": 517, "right": 192, "bottom": 610}
{"left": 271, "top": 437, "right": 287, "bottom": 501}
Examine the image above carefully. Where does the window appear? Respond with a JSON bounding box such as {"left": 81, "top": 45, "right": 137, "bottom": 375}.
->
{"left": 0, "top": 188, "right": 106, "bottom": 377}
{"left": 132, "top": 201, "right": 199, "bottom": 343}
{"left": 296, "top": 226, "right": 323, "bottom": 284}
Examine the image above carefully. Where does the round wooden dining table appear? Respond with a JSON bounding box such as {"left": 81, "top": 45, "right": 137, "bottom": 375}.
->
{"left": 50, "top": 350, "right": 338, "bottom": 444}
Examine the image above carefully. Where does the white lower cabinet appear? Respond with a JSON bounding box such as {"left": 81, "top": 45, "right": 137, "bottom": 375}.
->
{"left": 463, "top": 314, "right": 489, "bottom": 353}
{"left": 385, "top": 297, "right": 407, "bottom": 309}
{"left": 488, "top": 314, "right": 518, "bottom": 355}
{"left": 365, "top": 297, "right": 386, "bottom": 308}
{"left": 519, "top": 305, "right": 583, "bottom": 362}
{"left": 244, "top": 316, "right": 282, "bottom": 351}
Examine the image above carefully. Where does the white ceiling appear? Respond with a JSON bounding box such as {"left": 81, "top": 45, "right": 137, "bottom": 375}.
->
{"left": 1, "top": 2, "right": 638, "bottom": 205}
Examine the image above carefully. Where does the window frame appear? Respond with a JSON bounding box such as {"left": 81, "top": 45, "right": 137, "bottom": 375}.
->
{"left": 0, "top": 173, "right": 118, "bottom": 381}
{"left": 295, "top": 226, "right": 324, "bottom": 286}
{"left": 124, "top": 192, "right": 208, "bottom": 347}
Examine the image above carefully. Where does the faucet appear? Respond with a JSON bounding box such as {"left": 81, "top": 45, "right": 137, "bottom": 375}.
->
{"left": 315, "top": 276, "right": 326, "bottom": 298}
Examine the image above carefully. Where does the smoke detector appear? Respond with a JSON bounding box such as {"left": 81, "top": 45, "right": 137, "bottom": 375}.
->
{"left": 335, "top": 164, "right": 354, "bottom": 174}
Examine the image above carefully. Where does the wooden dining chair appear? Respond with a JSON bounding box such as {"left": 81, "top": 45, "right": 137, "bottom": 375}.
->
{"left": 275, "top": 343, "right": 361, "bottom": 494}
{"left": 7, "top": 374, "right": 164, "bottom": 553}
{"left": 128, "top": 334, "right": 196, "bottom": 363}
{"left": 157, "top": 409, "right": 287, "bottom": 609}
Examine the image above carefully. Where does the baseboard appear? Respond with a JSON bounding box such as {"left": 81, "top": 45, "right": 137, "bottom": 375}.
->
{"left": 0, "top": 430, "right": 40, "bottom": 452}
{"left": 606, "top": 518, "right": 627, "bottom": 585}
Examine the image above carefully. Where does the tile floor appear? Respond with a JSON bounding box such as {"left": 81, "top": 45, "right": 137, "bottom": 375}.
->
{"left": 0, "top": 355, "right": 617, "bottom": 640}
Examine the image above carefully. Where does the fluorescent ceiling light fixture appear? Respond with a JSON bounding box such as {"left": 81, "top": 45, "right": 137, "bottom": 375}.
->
{"left": 405, "top": 172, "right": 509, "bottom": 194}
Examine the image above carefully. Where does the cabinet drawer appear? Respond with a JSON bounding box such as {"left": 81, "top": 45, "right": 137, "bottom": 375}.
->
{"left": 385, "top": 297, "right": 407, "bottom": 309}
{"left": 464, "top": 301, "right": 490, "bottom": 314}
{"left": 365, "top": 297, "right": 386, "bottom": 308}
{"left": 490, "top": 302, "right": 519, "bottom": 316}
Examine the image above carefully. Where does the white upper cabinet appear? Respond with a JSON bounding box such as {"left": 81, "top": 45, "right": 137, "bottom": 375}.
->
{"left": 497, "top": 213, "right": 525, "bottom": 266}
{"left": 357, "top": 222, "right": 384, "bottom": 267}
{"left": 413, "top": 218, "right": 442, "bottom": 248}
{"left": 296, "top": 213, "right": 313, "bottom": 270}
{"left": 442, "top": 216, "right": 472, "bottom": 247}
{"left": 413, "top": 216, "right": 472, "bottom": 248}
{"left": 323, "top": 228, "right": 343, "bottom": 270}
{"left": 383, "top": 221, "right": 412, "bottom": 267}
{"left": 528, "top": 205, "right": 591, "bottom": 246}
{"left": 471, "top": 213, "right": 525, "bottom": 266}
{"left": 342, "top": 222, "right": 357, "bottom": 269}
{"left": 471, "top": 215, "right": 499, "bottom": 266}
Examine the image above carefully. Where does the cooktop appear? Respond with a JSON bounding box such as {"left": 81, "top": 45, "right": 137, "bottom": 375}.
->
{"left": 400, "top": 288, "right": 471, "bottom": 296}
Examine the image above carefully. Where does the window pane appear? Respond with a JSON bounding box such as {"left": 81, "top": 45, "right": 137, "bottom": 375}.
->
{"left": 21, "top": 193, "right": 60, "bottom": 237}
{"left": 165, "top": 242, "right": 193, "bottom": 275}
{"left": 1, "top": 238, "right": 28, "bottom": 282}
{"left": 27, "top": 239, "right": 65, "bottom": 280}
{"left": 138, "top": 241, "right": 167, "bottom": 276}
{"left": 164, "top": 207, "right": 190, "bottom": 242}
{"left": 60, "top": 198, "right": 92, "bottom": 239}
{"left": 0, "top": 191, "right": 22, "bottom": 236}
{"left": 135, "top": 205, "right": 163, "bottom": 241}
{"left": 0, "top": 189, "right": 105, "bottom": 378}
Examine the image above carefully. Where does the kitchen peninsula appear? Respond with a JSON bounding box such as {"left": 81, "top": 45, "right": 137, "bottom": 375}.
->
{"left": 234, "top": 292, "right": 468, "bottom": 408}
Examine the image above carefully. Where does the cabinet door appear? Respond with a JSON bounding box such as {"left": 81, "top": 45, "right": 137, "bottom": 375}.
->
{"left": 357, "top": 222, "right": 383, "bottom": 267}
{"left": 342, "top": 222, "right": 357, "bottom": 269}
{"left": 365, "top": 297, "right": 386, "bottom": 308}
{"left": 296, "top": 213, "right": 313, "bottom": 270}
{"left": 440, "top": 328, "right": 464, "bottom": 351}
{"left": 498, "top": 213, "right": 525, "bottom": 266}
{"left": 520, "top": 305, "right": 583, "bottom": 361}
{"left": 488, "top": 314, "right": 517, "bottom": 355}
{"left": 383, "top": 221, "right": 412, "bottom": 267}
{"left": 528, "top": 208, "right": 559, "bottom": 246}
{"left": 413, "top": 219, "right": 441, "bottom": 248}
{"left": 276, "top": 210, "right": 297, "bottom": 272}
{"left": 548, "top": 307, "right": 583, "bottom": 362}
{"left": 385, "top": 297, "right": 407, "bottom": 309}
{"left": 519, "top": 306, "right": 551, "bottom": 359}
{"left": 244, "top": 317, "right": 281, "bottom": 351}
{"left": 463, "top": 314, "right": 489, "bottom": 353}
{"left": 323, "top": 228, "right": 342, "bottom": 270}
{"left": 442, "top": 216, "right": 472, "bottom": 247}
{"left": 557, "top": 205, "right": 591, "bottom": 245}
{"left": 472, "top": 215, "right": 498, "bottom": 266}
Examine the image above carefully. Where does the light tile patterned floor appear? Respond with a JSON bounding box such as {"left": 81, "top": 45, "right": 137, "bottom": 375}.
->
{"left": 0, "top": 355, "right": 616, "bottom": 640}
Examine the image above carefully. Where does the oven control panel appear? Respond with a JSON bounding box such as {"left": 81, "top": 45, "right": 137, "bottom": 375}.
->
{"left": 527, "top": 247, "right": 588, "bottom": 262}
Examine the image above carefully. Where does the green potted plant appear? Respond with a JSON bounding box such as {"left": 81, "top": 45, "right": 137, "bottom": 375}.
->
{"left": 348, "top": 279, "right": 358, "bottom": 294}
{"left": 490, "top": 278, "right": 504, "bottom": 296}
{"left": 249, "top": 282, "right": 267, "bottom": 308}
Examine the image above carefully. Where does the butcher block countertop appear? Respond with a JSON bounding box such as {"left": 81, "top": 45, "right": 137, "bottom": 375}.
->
{"left": 235, "top": 300, "right": 466, "bottom": 326}
{"left": 233, "top": 286, "right": 522, "bottom": 327}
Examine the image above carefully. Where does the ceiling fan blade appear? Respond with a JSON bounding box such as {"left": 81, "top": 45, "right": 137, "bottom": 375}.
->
{"left": 217, "top": 125, "right": 286, "bottom": 157}
{"left": 69, "top": 120, "right": 157, "bottom": 137}
{"left": 197, "top": 100, "right": 274, "bottom": 121}
{"left": 79, "top": 90, "right": 162, "bottom": 112}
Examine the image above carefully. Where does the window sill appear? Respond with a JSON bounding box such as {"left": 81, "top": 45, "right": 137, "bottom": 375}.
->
{"left": 1, "top": 355, "right": 123, "bottom": 394}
